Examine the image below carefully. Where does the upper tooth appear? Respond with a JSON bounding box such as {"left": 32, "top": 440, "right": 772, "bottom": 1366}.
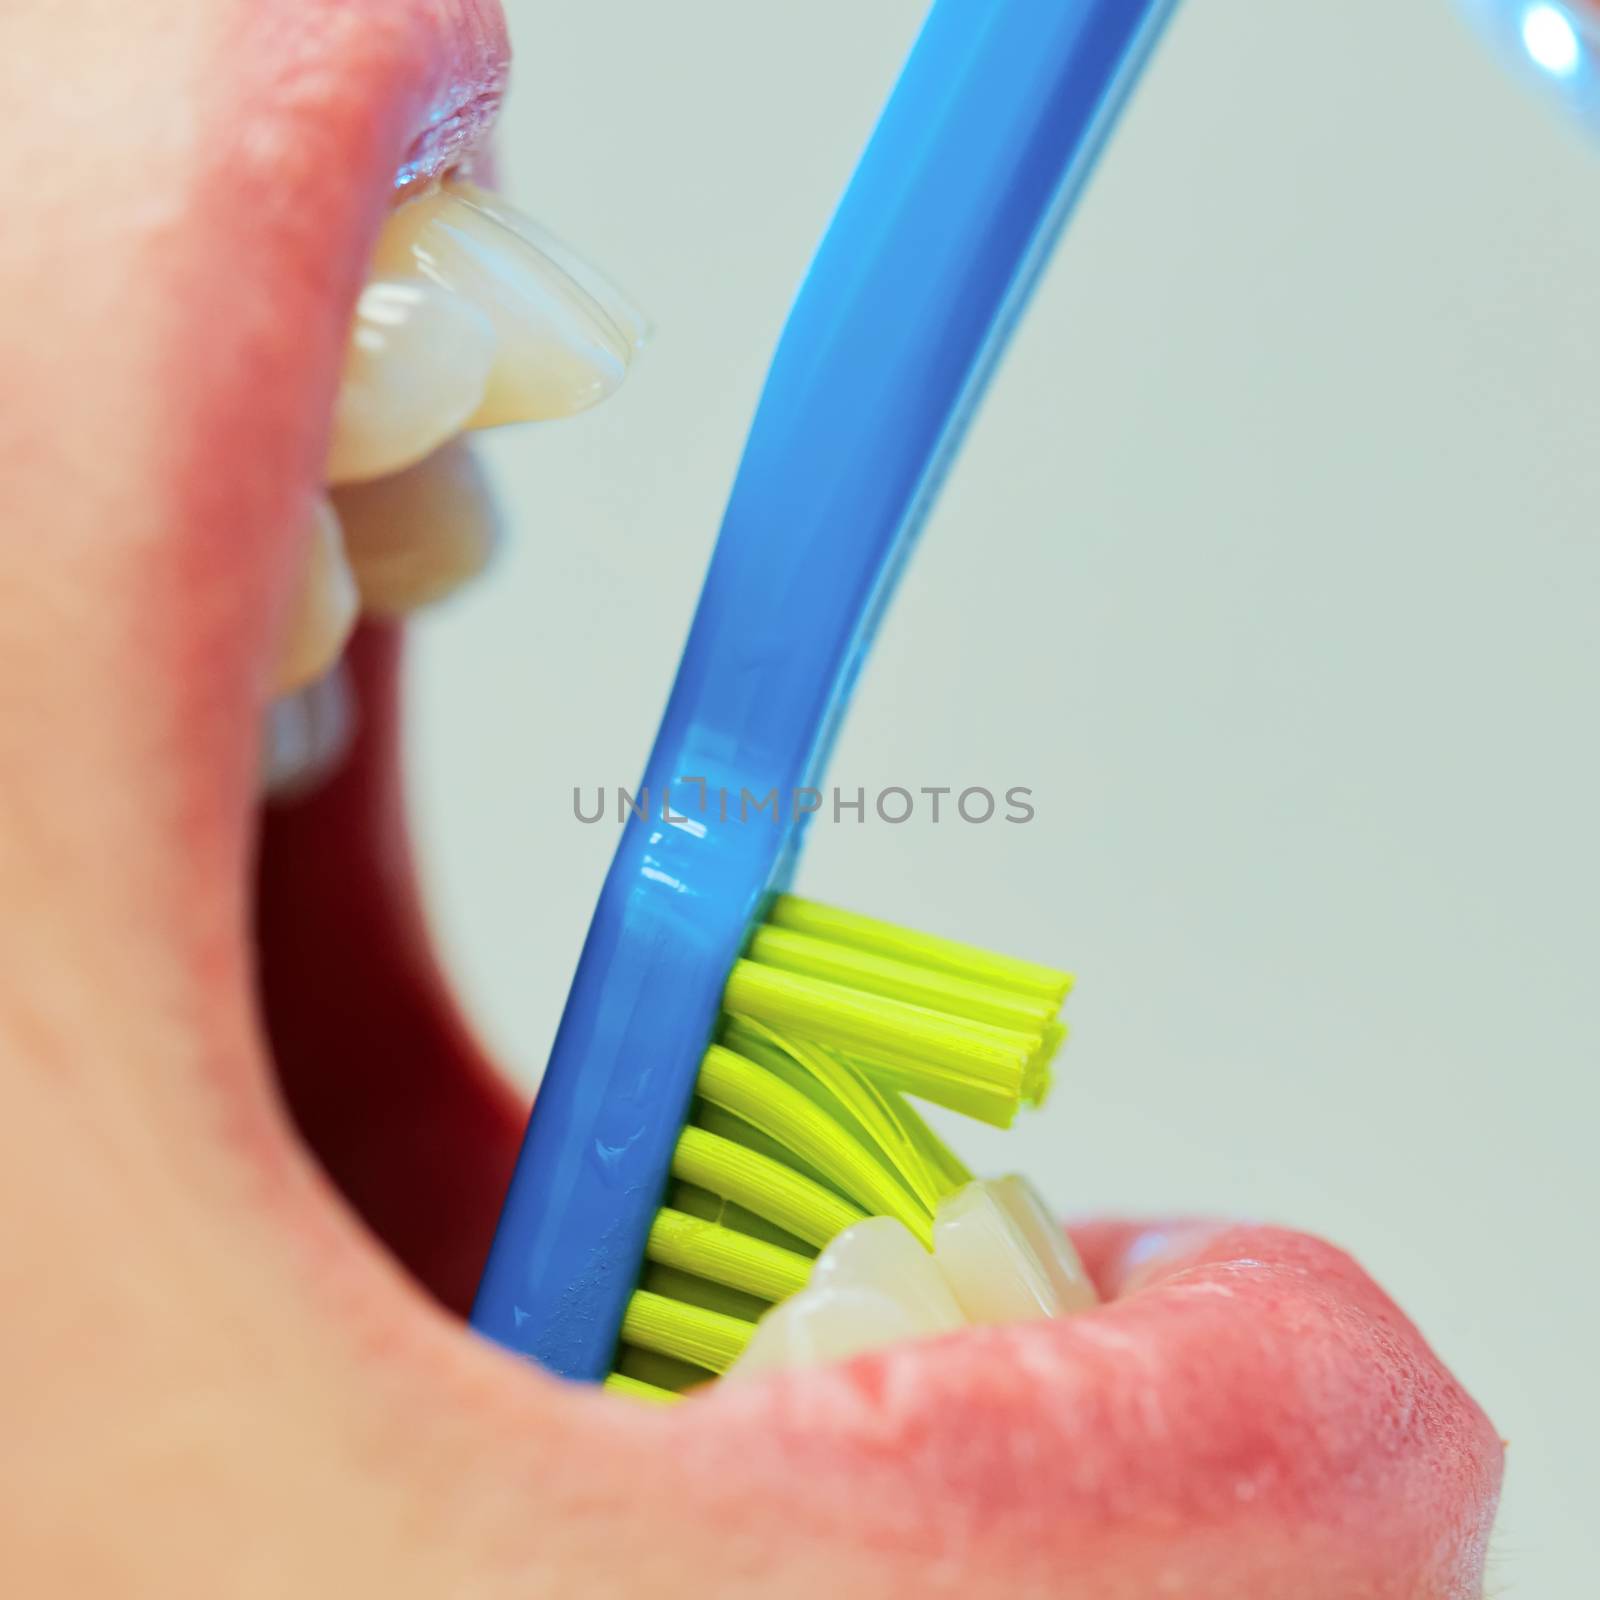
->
{"left": 369, "top": 188, "right": 629, "bottom": 429}
{"left": 326, "top": 279, "right": 496, "bottom": 486}
{"left": 446, "top": 179, "right": 650, "bottom": 355}
{"left": 987, "top": 1175, "right": 1098, "bottom": 1313}
{"left": 273, "top": 496, "right": 359, "bottom": 694}
{"left": 332, "top": 438, "right": 500, "bottom": 616}
{"left": 725, "top": 1217, "right": 962, "bottom": 1379}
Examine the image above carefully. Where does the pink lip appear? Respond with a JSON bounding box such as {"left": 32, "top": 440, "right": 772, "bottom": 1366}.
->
{"left": 0, "top": 0, "right": 1505, "bottom": 1590}
{"left": 674, "top": 1219, "right": 1504, "bottom": 1596}
{"left": 165, "top": 0, "right": 511, "bottom": 703}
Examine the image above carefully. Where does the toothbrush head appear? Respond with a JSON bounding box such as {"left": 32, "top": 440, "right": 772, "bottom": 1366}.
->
{"left": 604, "top": 896, "right": 1077, "bottom": 1398}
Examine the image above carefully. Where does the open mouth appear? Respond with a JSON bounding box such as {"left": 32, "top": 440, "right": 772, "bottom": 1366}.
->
{"left": 256, "top": 160, "right": 647, "bottom": 1317}
{"left": 4, "top": 0, "right": 1505, "bottom": 1591}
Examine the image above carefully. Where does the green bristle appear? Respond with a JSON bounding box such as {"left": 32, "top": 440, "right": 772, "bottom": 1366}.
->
{"left": 720, "top": 1197, "right": 818, "bottom": 1256}
{"left": 722, "top": 960, "right": 1054, "bottom": 1128}
{"left": 665, "top": 1179, "right": 724, "bottom": 1223}
{"left": 748, "top": 923, "right": 1063, "bottom": 1034}
{"left": 884, "top": 1087, "right": 974, "bottom": 1192}
{"left": 605, "top": 898, "right": 1072, "bottom": 1398}
{"left": 668, "top": 1171, "right": 832, "bottom": 1254}
{"left": 621, "top": 1289, "right": 754, "bottom": 1373}
{"left": 667, "top": 1180, "right": 819, "bottom": 1256}
{"left": 670, "top": 1127, "right": 865, "bottom": 1250}
{"left": 604, "top": 1372, "right": 681, "bottom": 1404}
{"left": 691, "top": 1100, "right": 844, "bottom": 1195}
{"left": 698, "top": 1045, "right": 934, "bottom": 1244}
{"left": 614, "top": 1344, "right": 715, "bottom": 1394}
{"left": 766, "top": 895, "right": 1073, "bottom": 1006}
{"left": 646, "top": 1208, "right": 813, "bottom": 1303}
{"left": 722, "top": 1019, "right": 954, "bottom": 1213}
{"left": 640, "top": 1264, "right": 769, "bottom": 1323}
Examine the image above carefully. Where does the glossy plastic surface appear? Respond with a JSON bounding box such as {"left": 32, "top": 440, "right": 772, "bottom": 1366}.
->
{"left": 471, "top": 0, "right": 1179, "bottom": 1380}
{"left": 1458, "top": 1, "right": 1600, "bottom": 137}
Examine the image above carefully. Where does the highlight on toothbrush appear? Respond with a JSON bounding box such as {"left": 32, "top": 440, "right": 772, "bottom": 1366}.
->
{"left": 1523, "top": 4, "right": 1582, "bottom": 75}
{"left": 470, "top": 0, "right": 1182, "bottom": 1395}
{"left": 1459, "top": 0, "right": 1600, "bottom": 133}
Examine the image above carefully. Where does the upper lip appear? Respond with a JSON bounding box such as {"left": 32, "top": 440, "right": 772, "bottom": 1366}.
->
{"left": 167, "top": 0, "right": 511, "bottom": 678}
{"left": 1, "top": 0, "right": 1504, "bottom": 1590}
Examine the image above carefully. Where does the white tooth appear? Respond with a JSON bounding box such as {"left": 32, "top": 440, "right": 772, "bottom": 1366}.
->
{"left": 989, "top": 1175, "right": 1099, "bottom": 1314}
{"left": 326, "top": 278, "right": 496, "bottom": 485}
{"left": 811, "top": 1216, "right": 966, "bottom": 1329}
{"left": 274, "top": 496, "right": 359, "bottom": 695}
{"left": 331, "top": 439, "right": 500, "bottom": 616}
{"left": 446, "top": 179, "right": 651, "bottom": 355}
{"left": 725, "top": 1217, "right": 963, "bottom": 1380}
{"left": 370, "top": 189, "right": 628, "bottom": 429}
{"left": 934, "top": 1180, "right": 1062, "bottom": 1324}
{"left": 726, "top": 1285, "right": 931, "bottom": 1379}
{"left": 260, "top": 665, "right": 355, "bottom": 801}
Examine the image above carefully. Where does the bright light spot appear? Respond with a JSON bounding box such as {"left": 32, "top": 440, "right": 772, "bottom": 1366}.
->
{"left": 1523, "top": 4, "right": 1582, "bottom": 77}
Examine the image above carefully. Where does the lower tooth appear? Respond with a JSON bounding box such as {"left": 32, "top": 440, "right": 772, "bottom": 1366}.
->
{"left": 727, "top": 1284, "right": 933, "bottom": 1378}
{"left": 331, "top": 439, "right": 500, "bottom": 616}
{"left": 988, "top": 1175, "right": 1098, "bottom": 1313}
{"left": 260, "top": 665, "right": 355, "bottom": 801}
{"left": 811, "top": 1216, "right": 965, "bottom": 1329}
{"left": 726, "top": 1184, "right": 1097, "bottom": 1379}
{"left": 934, "top": 1180, "right": 1066, "bottom": 1324}
{"left": 273, "top": 496, "right": 359, "bottom": 695}
{"left": 726, "top": 1217, "right": 963, "bottom": 1379}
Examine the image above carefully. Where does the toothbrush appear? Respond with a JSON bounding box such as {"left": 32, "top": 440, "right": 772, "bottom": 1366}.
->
{"left": 471, "top": 0, "right": 1180, "bottom": 1389}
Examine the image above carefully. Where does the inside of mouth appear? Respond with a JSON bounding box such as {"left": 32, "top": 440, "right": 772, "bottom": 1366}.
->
{"left": 251, "top": 171, "right": 652, "bottom": 1321}
{"left": 255, "top": 627, "right": 531, "bottom": 1318}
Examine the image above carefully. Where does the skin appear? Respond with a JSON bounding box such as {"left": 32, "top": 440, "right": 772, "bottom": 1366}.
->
{"left": 0, "top": 1, "right": 1504, "bottom": 1594}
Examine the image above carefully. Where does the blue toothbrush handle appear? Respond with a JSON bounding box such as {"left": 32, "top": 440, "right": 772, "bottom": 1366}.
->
{"left": 472, "top": 0, "right": 1180, "bottom": 1381}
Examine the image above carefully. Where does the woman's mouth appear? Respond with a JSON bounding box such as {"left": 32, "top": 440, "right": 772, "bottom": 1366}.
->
{"left": 0, "top": 0, "right": 1504, "bottom": 1594}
